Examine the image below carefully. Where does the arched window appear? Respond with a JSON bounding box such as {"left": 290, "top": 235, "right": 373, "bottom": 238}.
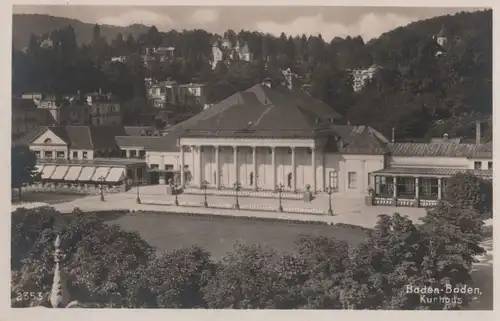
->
{"left": 287, "top": 173, "right": 292, "bottom": 188}
{"left": 43, "top": 138, "right": 52, "bottom": 144}
{"left": 249, "top": 172, "right": 254, "bottom": 186}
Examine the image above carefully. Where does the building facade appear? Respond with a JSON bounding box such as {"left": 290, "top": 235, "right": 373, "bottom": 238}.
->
{"left": 86, "top": 92, "right": 122, "bottom": 125}
{"left": 129, "top": 83, "right": 492, "bottom": 207}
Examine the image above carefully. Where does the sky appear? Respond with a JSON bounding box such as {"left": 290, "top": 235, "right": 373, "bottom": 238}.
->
{"left": 12, "top": 5, "right": 484, "bottom": 41}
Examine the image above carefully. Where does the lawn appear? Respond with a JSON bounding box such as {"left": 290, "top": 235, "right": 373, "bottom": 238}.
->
{"left": 107, "top": 211, "right": 369, "bottom": 259}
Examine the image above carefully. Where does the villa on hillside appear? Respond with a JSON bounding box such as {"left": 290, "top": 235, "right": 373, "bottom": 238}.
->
{"left": 17, "top": 82, "right": 492, "bottom": 208}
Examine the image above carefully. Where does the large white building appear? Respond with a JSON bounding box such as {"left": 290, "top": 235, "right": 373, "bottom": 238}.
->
{"left": 20, "top": 83, "right": 492, "bottom": 208}
{"left": 116, "top": 83, "right": 492, "bottom": 207}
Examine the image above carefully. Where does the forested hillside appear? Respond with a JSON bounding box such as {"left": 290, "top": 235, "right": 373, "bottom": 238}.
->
{"left": 12, "top": 14, "right": 149, "bottom": 50}
{"left": 11, "top": 9, "right": 492, "bottom": 141}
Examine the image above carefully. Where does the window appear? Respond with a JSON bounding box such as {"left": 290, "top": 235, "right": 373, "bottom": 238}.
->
{"left": 72, "top": 151, "right": 78, "bottom": 159}
{"left": 474, "top": 161, "right": 482, "bottom": 170}
{"left": 130, "top": 150, "right": 137, "bottom": 158}
{"left": 139, "top": 150, "right": 146, "bottom": 158}
{"left": 56, "top": 151, "right": 65, "bottom": 159}
{"left": 165, "top": 165, "right": 174, "bottom": 171}
{"left": 34, "top": 151, "right": 41, "bottom": 158}
{"left": 44, "top": 151, "right": 53, "bottom": 159}
{"left": 375, "top": 176, "right": 394, "bottom": 197}
{"left": 397, "top": 177, "right": 416, "bottom": 199}
{"left": 96, "top": 118, "right": 100, "bottom": 125}
{"left": 82, "top": 151, "right": 88, "bottom": 159}
{"left": 348, "top": 172, "right": 357, "bottom": 189}
{"left": 419, "top": 178, "right": 439, "bottom": 200}
{"left": 43, "top": 138, "right": 52, "bottom": 144}
{"left": 328, "top": 171, "right": 338, "bottom": 190}
{"left": 488, "top": 161, "right": 493, "bottom": 170}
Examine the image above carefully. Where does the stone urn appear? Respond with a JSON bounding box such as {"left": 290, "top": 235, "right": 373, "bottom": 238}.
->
{"left": 303, "top": 184, "right": 313, "bottom": 202}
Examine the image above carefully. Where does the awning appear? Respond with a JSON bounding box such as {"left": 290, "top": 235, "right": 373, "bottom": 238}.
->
{"left": 372, "top": 167, "right": 492, "bottom": 179}
{"left": 106, "top": 167, "right": 125, "bottom": 182}
{"left": 51, "top": 166, "right": 69, "bottom": 180}
{"left": 76, "top": 166, "right": 96, "bottom": 181}
{"left": 64, "top": 166, "right": 83, "bottom": 181}
{"left": 34, "top": 165, "right": 44, "bottom": 175}
{"left": 41, "top": 165, "right": 56, "bottom": 179}
{"left": 91, "top": 167, "right": 111, "bottom": 182}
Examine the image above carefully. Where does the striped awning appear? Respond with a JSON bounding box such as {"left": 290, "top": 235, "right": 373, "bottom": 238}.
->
{"left": 76, "top": 166, "right": 96, "bottom": 181}
{"left": 91, "top": 167, "right": 111, "bottom": 182}
{"left": 51, "top": 166, "right": 69, "bottom": 180}
{"left": 41, "top": 165, "right": 56, "bottom": 179}
{"left": 372, "top": 167, "right": 492, "bottom": 179}
{"left": 64, "top": 166, "right": 83, "bottom": 181}
{"left": 106, "top": 167, "right": 125, "bottom": 182}
{"left": 34, "top": 165, "right": 44, "bottom": 175}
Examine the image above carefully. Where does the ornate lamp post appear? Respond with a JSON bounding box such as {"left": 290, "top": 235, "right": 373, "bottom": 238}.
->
{"left": 201, "top": 180, "right": 209, "bottom": 207}
{"left": 233, "top": 181, "right": 241, "bottom": 210}
{"left": 276, "top": 183, "right": 284, "bottom": 212}
{"left": 326, "top": 186, "right": 334, "bottom": 215}
{"left": 170, "top": 178, "right": 180, "bottom": 206}
{"left": 99, "top": 174, "right": 106, "bottom": 202}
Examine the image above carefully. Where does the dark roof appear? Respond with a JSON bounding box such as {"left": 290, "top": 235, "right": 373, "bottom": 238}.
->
{"left": 24, "top": 125, "right": 126, "bottom": 150}
{"left": 372, "top": 167, "right": 492, "bottom": 179}
{"left": 323, "top": 125, "right": 389, "bottom": 154}
{"left": 178, "top": 84, "right": 344, "bottom": 139}
{"left": 37, "top": 158, "right": 146, "bottom": 167}
{"left": 12, "top": 97, "right": 37, "bottom": 110}
{"left": 469, "top": 142, "right": 492, "bottom": 159}
{"left": 124, "top": 126, "right": 156, "bottom": 136}
{"left": 388, "top": 143, "right": 480, "bottom": 158}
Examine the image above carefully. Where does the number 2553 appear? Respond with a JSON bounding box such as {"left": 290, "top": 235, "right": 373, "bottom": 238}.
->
{"left": 15, "top": 292, "right": 43, "bottom": 301}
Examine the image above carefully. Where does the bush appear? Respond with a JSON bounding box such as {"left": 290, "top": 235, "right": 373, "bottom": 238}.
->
{"left": 444, "top": 172, "right": 493, "bottom": 219}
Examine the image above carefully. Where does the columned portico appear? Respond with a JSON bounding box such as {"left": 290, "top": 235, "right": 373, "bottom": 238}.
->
{"left": 178, "top": 138, "right": 318, "bottom": 192}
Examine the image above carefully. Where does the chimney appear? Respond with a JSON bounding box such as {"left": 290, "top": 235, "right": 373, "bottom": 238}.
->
{"left": 391, "top": 128, "right": 395, "bottom": 143}
{"left": 98, "top": 88, "right": 102, "bottom": 94}
{"left": 476, "top": 121, "right": 481, "bottom": 145}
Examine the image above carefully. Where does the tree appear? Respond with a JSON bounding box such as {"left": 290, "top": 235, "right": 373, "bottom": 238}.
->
{"left": 11, "top": 208, "right": 154, "bottom": 307}
{"left": 443, "top": 172, "right": 493, "bottom": 218}
{"left": 126, "top": 247, "right": 216, "bottom": 308}
{"left": 11, "top": 146, "right": 39, "bottom": 200}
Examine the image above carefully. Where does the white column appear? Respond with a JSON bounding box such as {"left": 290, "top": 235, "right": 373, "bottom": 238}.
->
{"left": 311, "top": 147, "right": 316, "bottom": 193}
{"left": 198, "top": 146, "right": 203, "bottom": 187}
{"left": 393, "top": 176, "right": 397, "bottom": 198}
{"left": 126, "top": 150, "right": 131, "bottom": 158}
{"left": 180, "top": 145, "right": 185, "bottom": 186}
{"left": 271, "top": 147, "right": 276, "bottom": 190}
{"left": 233, "top": 146, "right": 238, "bottom": 184}
{"left": 215, "top": 146, "right": 220, "bottom": 189}
{"left": 190, "top": 145, "right": 195, "bottom": 186}
{"left": 415, "top": 177, "right": 420, "bottom": 199}
{"left": 159, "top": 155, "right": 165, "bottom": 184}
{"left": 291, "top": 147, "right": 296, "bottom": 191}
{"left": 437, "top": 177, "right": 442, "bottom": 200}
{"left": 321, "top": 149, "right": 325, "bottom": 192}
{"left": 252, "top": 146, "right": 257, "bottom": 191}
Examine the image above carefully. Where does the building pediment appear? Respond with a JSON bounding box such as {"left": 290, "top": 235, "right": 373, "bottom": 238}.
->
{"left": 31, "top": 128, "right": 69, "bottom": 146}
